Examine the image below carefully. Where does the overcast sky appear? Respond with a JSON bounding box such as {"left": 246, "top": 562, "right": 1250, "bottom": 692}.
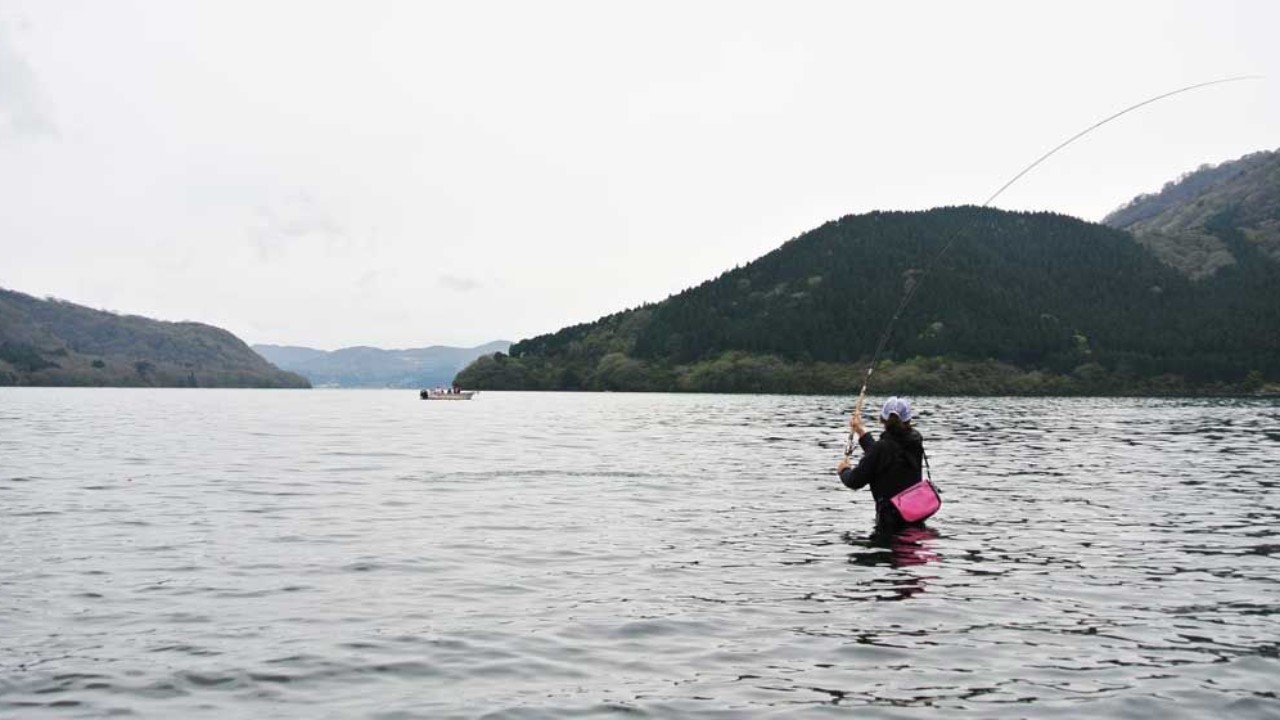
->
{"left": 2, "top": 1, "right": 1276, "bottom": 349}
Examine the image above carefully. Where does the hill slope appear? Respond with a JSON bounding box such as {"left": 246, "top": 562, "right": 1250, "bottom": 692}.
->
{"left": 0, "top": 289, "right": 310, "bottom": 388}
{"left": 254, "top": 341, "right": 511, "bottom": 388}
{"left": 458, "top": 204, "right": 1278, "bottom": 395}
{"left": 1104, "top": 149, "right": 1280, "bottom": 279}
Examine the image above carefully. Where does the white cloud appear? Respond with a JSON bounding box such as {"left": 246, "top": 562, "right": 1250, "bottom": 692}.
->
{"left": 0, "top": 18, "right": 56, "bottom": 139}
{"left": 439, "top": 275, "right": 481, "bottom": 293}
{"left": 248, "top": 192, "right": 350, "bottom": 261}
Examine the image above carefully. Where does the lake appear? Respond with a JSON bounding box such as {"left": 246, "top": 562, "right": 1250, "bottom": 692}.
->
{"left": 2, "top": 389, "right": 1278, "bottom": 718}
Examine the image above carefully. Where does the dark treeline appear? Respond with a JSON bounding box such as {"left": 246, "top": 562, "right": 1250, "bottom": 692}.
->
{"left": 457, "top": 206, "right": 1280, "bottom": 395}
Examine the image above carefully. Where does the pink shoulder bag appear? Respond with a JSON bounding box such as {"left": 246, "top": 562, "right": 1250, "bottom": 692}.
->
{"left": 889, "top": 453, "right": 941, "bottom": 523}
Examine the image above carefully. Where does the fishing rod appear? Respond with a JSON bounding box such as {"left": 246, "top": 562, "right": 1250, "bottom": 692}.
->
{"left": 844, "top": 74, "right": 1263, "bottom": 456}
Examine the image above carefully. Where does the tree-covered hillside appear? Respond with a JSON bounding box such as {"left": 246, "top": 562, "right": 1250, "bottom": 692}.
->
{"left": 458, "top": 205, "right": 1279, "bottom": 395}
{"left": 1104, "top": 149, "right": 1280, "bottom": 279}
{"left": 0, "top": 288, "right": 310, "bottom": 388}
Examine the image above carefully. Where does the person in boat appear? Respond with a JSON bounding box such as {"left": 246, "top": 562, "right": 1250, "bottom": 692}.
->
{"left": 835, "top": 396, "right": 927, "bottom": 534}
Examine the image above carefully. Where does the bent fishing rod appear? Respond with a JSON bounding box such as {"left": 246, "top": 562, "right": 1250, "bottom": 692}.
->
{"left": 844, "top": 74, "right": 1262, "bottom": 456}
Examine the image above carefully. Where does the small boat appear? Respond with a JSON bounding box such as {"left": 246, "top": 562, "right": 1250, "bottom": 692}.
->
{"left": 420, "top": 388, "right": 477, "bottom": 400}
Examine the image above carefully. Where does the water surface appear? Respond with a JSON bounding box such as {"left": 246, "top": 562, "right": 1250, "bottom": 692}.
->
{"left": 2, "top": 390, "right": 1278, "bottom": 717}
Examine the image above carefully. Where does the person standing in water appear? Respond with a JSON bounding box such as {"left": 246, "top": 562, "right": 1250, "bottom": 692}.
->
{"left": 835, "top": 397, "right": 928, "bottom": 533}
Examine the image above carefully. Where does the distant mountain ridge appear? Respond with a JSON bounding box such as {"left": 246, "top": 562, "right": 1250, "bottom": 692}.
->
{"left": 1103, "top": 148, "right": 1280, "bottom": 279}
{"left": 255, "top": 341, "right": 510, "bottom": 388}
{"left": 457, "top": 149, "right": 1280, "bottom": 395}
{"left": 0, "top": 288, "right": 310, "bottom": 388}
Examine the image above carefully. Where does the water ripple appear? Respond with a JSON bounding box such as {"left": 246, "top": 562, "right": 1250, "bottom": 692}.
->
{"left": 1, "top": 389, "right": 1278, "bottom": 717}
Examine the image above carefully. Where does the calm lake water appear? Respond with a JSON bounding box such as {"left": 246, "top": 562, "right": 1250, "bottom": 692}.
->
{"left": 2, "top": 389, "right": 1278, "bottom": 718}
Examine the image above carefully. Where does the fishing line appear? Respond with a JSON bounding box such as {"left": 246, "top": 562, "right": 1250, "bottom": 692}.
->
{"left": 844, "top": 74, "right": 1262, "bottom": 455}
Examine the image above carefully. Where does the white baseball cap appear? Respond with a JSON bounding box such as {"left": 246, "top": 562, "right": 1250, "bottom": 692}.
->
{"left": 880, "top": 396, "right": 913, "bottom": 422}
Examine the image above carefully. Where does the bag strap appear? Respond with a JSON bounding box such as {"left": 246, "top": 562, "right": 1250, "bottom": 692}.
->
{"left": 923, "top": 450, "right": 940, "bottom": 492}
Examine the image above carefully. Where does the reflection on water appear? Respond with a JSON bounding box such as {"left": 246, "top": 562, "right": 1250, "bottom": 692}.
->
{"left": 842, "top": 526, "right": 940, "bottom": 600}
{"left": 851, "top": 525, "right": 942, "bottom": 567}
{"left": 1, "top": 389, "right": 1278, "bottom": 718}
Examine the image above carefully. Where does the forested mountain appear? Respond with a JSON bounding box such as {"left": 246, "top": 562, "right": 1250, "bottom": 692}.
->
{"left": 1104, "top": 149, "right": 1280, "bottom": 279}
{"left": 458, "top": 197, "right": 1280, "bottom": 395}
{"left": 0, "top": 288, "right": 310, "bottom": 388}
{"left": 254, "top": 341, "right": 510, "bottom": 388}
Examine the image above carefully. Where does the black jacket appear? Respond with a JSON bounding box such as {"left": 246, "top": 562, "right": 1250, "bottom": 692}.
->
{"left": 838, "top": 425, "right": 925, "bottom": 505}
